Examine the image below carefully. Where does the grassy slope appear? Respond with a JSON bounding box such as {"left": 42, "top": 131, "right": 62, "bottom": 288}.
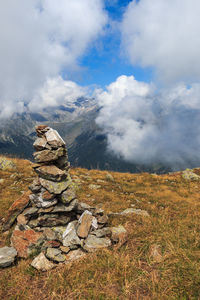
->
{"left": 0, "top": 156, "right": 200, "bottom": 299}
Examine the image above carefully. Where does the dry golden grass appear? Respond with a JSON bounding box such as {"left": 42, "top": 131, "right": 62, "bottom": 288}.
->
{"left": 0, "top": 156, "right": 200, "bottom": 299}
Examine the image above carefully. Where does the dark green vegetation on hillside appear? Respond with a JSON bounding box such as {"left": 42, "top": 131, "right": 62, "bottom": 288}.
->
{"left": 0, "top": 156, "right": 200, "bottom": 299}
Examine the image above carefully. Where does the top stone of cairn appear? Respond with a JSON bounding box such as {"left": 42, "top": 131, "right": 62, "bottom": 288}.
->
{"left": 34, "top": 126, "right": 65, "bottom": 150}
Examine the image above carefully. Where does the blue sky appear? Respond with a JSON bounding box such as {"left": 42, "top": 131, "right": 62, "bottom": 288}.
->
{"left": 68, "top": 0, "right": 153, "bottom": 87}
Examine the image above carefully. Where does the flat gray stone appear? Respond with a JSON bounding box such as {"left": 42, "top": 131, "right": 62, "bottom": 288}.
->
{"left": 62, "top": 221, "right": 81, "bottom": 248}
{"left": 60, "top": 187, "right": 76, "bottom": 204}
{"left": 46, "top": 248, "right": 66, "bottom": 263}
{"left": 35, "top": 165, "right": 67, "bottom": 182}
{"left": 83, "top": 235, "right": 111, "bottom": 252}
{"left": 29, "top": 179, "right": 42, "bottom": 193}
{"left": 65, "top": 249, "right": 86, "bottom": 263}
{"left": 33, "top": 148, "right": 65, "bottom": 163}
{"left": 33, "top": 137, "right": 48, "bottom": 151}
{"left": 29, "top": 193, "right": 58, "bottom": 208}
{"left": 29, "top": 214, "right": 72, "bottom": 228}
{"left": 31, "top": 252, "right": 55, "bottom": 271}
{"left": 0, "top": 247, "right": 17, "bottom": 267}
{"left": 23, "top": 207, "right": 39, "bottom": 217}
{"left": 51, "top": 199, "right": 78, "bottom": 213}
{"left": 40, "top": 177, "right": 70, "bottom": 194}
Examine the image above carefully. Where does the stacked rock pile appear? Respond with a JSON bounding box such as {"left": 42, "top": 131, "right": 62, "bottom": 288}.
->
{"left": 0, "top": 125, "right": 114, "bottom": 271}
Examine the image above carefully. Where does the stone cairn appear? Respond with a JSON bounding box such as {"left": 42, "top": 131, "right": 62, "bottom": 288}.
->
{"left": 0, "top": 125, "right": 115, "bottom": 271}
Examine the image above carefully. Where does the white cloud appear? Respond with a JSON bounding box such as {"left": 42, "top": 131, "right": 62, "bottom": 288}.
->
{"left": 96, "top": 75, "right": 200, "bottom": 170}
{"left": 0, "top": 0, "right": 107, "bottom": 118}
{"left": 121, "top": 0, "right": 200, "bottom": 83}
{"left": 28, "top": 76, "right": 87, "bottom": 111}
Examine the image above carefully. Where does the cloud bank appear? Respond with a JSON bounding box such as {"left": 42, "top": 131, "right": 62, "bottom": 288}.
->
{"left": 0, "top": 0, "right": 107, "bottom": 118}
{"left": 28, "top": 76, "right": 87, "bottom": 112}
{"left": 96, "top": 76, "right": 200, "bottom": 170}
{"left": 95, "top": 0, "right": 200, "bottom": 170}
{"left": 121, "top": 0, "right": 200, "bottom": 83}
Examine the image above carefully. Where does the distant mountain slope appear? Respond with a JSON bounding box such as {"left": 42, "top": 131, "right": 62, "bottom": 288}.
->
{"left": 0, "top": 97, "right": 170, "bottom": 173}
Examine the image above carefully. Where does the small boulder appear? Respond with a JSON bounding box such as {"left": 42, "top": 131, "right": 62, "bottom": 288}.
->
{"left": 11, "top": 226, "right": 44, "bottom": 258}
{"left": 46, "top": 248, "right": 66, "bottom": 263}
{"left": 182, "top": 169, "right": 200, "bottom": 181}
{"left": 31, "top": 252, "right": 55, "bottom": 271}
{"left": 77, "top": 213, "right": 93, "bottom": 238}
{"left": 0, "top": 247, "right": 17, "bottom": 268}
{"left": 65, "top": 249, "right": 86, "bottom": 262}
{"left": 83, "top": 235, "right": 111, "bottom": 252}
{"left": 62, "top": 221, "right": 81, "bottom": 248}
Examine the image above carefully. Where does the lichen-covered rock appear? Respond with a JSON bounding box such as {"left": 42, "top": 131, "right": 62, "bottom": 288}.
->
{"left": 35, "top": 165, "right": 67, "bottom": 182}
{"left": 28, "top": 214, "right": 73, "bottom": 228}
{"left": 51, "top": 200, "right": 78, "bottom": 213}
{"left": 29, "top": 192, "right": 58, "bottom": 208}
{"left": 60, "top": 246, "right": 70, "bottom": 254}
{"left": 0, "top": 247, "right": 17, "bottom": 268}
{"left": 2, "top": 190, "right": 31, "bottom": 231}
{"left": 181, "top": 169, "right": 200, "bottom": 181}
{"left": 31, "top": 252, "right": 55, "bottom": 271}
{"left": 0, "top": 157, "right": 16, "bottom": 171}
{"left": 40, "top": 177, "right": 70, "bottom": 194}
{"left": 33, "top": 148, "right": 65, "bottom": 163}
{"left": 60, "top": 187, "right": 76, "bottom": 204}
{"left": 46, "top": 248, "right": 65, "bottom": 263}
{"left": 29, "top": 178, "right": 42, "bottom": 193}
{"left": 23, "top": 207, "right": 38, "bottom": 217}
